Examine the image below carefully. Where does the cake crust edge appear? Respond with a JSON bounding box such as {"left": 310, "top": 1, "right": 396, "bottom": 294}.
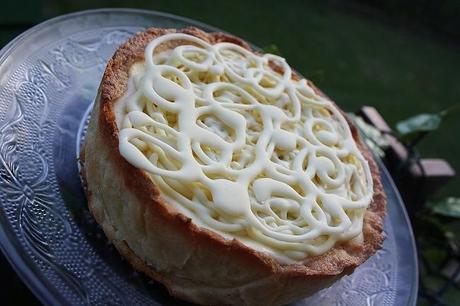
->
{"left": 83, "top": 26, "right": 386, "bottom": 305}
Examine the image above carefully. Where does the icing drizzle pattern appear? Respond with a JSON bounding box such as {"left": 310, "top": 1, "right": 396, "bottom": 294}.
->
{"left": 116, "top": 33, "right": 373, "bottom": 263}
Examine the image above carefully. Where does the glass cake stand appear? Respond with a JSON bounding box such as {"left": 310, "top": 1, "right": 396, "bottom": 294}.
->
{"left": 0, "top": 9, "right": 418, "bottom": 306}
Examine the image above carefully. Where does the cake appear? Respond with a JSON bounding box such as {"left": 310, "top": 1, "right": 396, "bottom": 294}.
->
{"left": 82, "top": 27, "right": 386, "bottom": 305}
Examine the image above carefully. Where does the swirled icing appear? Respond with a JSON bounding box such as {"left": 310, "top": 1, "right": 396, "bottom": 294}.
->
{"left": 115, "top": 33, "right": 373, "bottom": 263}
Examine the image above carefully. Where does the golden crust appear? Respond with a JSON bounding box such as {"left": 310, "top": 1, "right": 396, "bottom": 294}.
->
{"left": 83, "top": 26, "right": 386, "bottom": 305}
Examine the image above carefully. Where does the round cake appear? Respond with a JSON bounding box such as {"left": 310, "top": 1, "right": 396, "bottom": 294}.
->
{"left": 82, "top": 27, "right": 386, "bottom": 305}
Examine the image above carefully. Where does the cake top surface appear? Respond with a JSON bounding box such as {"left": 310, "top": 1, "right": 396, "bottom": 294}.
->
{"left": 114, "top": 32, "right": 374, "bottom": 263}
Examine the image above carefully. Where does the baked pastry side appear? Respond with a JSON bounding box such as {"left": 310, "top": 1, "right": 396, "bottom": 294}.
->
{"left": 83, "top": 27, "right": 386, "bottom": 306}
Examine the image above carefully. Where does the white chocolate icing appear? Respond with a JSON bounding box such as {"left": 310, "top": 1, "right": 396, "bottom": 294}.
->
{"left": 115, "top": 33, "right": 373, "bottom": 263}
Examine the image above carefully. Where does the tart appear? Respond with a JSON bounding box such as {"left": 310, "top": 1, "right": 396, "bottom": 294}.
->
{"left": 82, "top": 27, "right": 386, "bottom": 305}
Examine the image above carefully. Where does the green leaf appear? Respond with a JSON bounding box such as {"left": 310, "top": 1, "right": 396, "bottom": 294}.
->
{"left": 262, "top": 44, "right": 281, "bottom": 55}
{"left": 396, "top": 113, "right": 442, "bottom": 136}
{"left": 439, "top": 103, "right": 460, "bottom": 117}
{"left": 431, "top": 197, "right": 460, "bottom": 219}
{"left": 348, "top": 114, "right": 389, "bottom": 157}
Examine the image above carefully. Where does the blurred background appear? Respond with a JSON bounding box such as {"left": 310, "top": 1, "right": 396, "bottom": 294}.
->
{"left": 0, "top": 0, "right": 459, "bottom": 305}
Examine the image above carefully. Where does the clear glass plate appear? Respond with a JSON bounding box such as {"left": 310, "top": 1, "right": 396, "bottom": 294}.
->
{"left": 0, "top": 8, "right": 418, "bottom": 306}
